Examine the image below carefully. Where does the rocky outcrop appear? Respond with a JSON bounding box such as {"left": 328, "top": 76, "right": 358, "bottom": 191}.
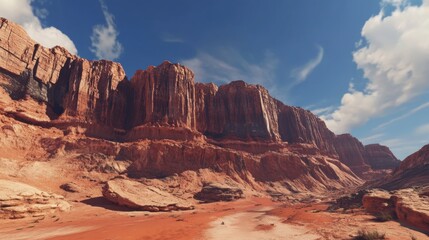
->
{"left": 0, "top": 17, "right": 128, "bottom": 128}
{"left": 393, "top": 189, "right": 429, "bottom": 233}
{"left": 334, "top": 134, "right": 371, "bottom": 177}
{"left": 129, "top": 62, "right": 196, "bottom": 129}
{"left": 278, "top": 105, "right": 337, "bottom": 156}
{"left": 122, "top": 140, "right": 362, "bottom": 192}
{"left": 370, "top": 144, "right": 429, "bottom": 190}
{"left": 0, "top": 180, "right": 70, "bottom": 219}
{"left": 196, "top": 81, "right": 281, "bottom": 141}
{"left": 102, "top": 178, "right": 194, "bottom": 211}
{"left": 362, "top": 189, "right": 393, "bottom": 214}
{"left": 194, "top": 182, "right": 244, "bottom": 202}
{"left": 60, "top": 182, "right": 81, "bottom": 193}
{"left": 362, "top": 188, "right": 429, "bottom": 233}
{"left": 398, "top": 144, "right": 429, "bottom": 172}
{"left": 364, "top": 144, "right": 400, "bottom": 170}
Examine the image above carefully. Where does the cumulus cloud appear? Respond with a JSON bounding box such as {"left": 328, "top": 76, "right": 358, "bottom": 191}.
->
{"left": 323, "top": 0, "right": 429, "bottom": 133}
{"left": 291, "top": 45, "right": 324, "bottom": 83}
{"left": 90, "top": 0, "right": 123, "bottom": 60}
{"left": 0, "top": 0, "right": 77, "bottom": 54}
{"left": 181, "top": 49, "right": 278, "bottom": 87}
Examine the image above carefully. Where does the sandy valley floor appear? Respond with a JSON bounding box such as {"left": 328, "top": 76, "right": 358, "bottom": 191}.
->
{"left": 1, "top": 197, "right": 427, "bottom": 240}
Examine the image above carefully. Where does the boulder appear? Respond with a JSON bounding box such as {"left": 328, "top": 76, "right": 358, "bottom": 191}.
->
{"left": 102, "top": 178, "right": 194, "bottom": 211}
{"left": 60, "top": 182, "right": 81, "bottom": 193}
{"left": 362, "top": 189, "right": 393, "bottom": 214}
{"left": 392, "top": 188, "right": 429, "bottom": 232}
{"left": 0, "top": 179, "right": 70, "bottom": 219}
{"left": 362, "top": 188, "right": 429, "bottom": 232}
{"left": 194, "top": 182, "right": 243, "bottom": 202}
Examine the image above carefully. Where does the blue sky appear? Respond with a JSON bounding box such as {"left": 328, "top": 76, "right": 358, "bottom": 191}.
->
{"left": 1, "top": 0, "right": 428, "bottom": 159}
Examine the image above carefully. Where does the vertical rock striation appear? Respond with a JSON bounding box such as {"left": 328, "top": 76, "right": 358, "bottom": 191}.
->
{"left": 0, "top": 17, "right": 128, "bottom": 127}
{"left": 129, "top": 61, "right": 196, "bottom": 129}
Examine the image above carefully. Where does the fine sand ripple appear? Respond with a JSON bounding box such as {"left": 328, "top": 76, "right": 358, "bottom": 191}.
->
{"left": 205, "top": 207, "right": 320, "bottom": 240}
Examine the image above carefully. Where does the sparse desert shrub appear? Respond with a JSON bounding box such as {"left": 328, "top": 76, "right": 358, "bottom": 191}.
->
{"left": 353, "top": 229, "right": 386, "bottom": 240}
{"left": 374, "top": 212, "right": 394, "bottom": 222}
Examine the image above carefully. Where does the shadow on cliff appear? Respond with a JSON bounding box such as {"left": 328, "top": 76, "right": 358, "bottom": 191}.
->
{"left": 81, "top": 197, "right": 134, "bottom": 212}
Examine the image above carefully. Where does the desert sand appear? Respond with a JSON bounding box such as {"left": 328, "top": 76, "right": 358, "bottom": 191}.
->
{"left": 1, "top": 196, "right": 427, "bottom": 240}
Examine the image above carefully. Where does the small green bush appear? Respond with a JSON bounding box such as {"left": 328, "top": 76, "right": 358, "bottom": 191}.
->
{"left": 354, "top": 229, "right": 386, "bottom": 240}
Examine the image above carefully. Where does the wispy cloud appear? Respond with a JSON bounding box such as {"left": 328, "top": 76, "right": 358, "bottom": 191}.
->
{"left": 361, "top": 133, "right": 384, "bottom": 143}
{"left": 90, "top": 0, "right": 123, "bottom": 60}
{"left": 161, "top": 33, "right": 184, "bottom": 43}
{"left": 291, "top": 45, "right": 324, "bottom": 83}
{"left": 181, "top": 48, "right": 278, "bottom": 89}
{"left": 415, "top": 123, "right": 429, "bottom": 135}
{"left": 375, "top": 102, "right": 429, "bottom": 130}
{"left": 0, "top": 0, "right": 77, "bottom": 54}
{"left": 310, "top": 106, "right": 334, "bottom": 116}
{"left": 323, "top": 1, "right": 429, "bottom": 134}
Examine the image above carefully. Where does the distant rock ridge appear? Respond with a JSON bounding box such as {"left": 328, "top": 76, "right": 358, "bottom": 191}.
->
{"left": 0, "top": 17, "right": 398, "bottom": 178}
{"left": 370, "top": 144, "right": 429, "bottom": 190}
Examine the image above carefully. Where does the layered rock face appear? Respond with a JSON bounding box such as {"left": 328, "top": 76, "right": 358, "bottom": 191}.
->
{"left": 364, "top": 144, "right": 400, "bottom": 170}
{"left": 371, "top": 144, "right": 429, "bottom": 190}
{"left": 332, "top": 134, "right": 400, "bottom": 177}
{"left": 278, "top": 105, "right": 337, "bottom": 156}
{"left": 129, "top": 62, "right": 196, "bottom": 129}
{"left": 0, "top": 17, "right": 402, "bottom": 200}
{"left": 0, "top": 180, "right": 70, "bottom": 219}
{"left": 333, "top": 134, "right": 371, "bottom": 176}
{"left": 398, "top": 144, "right": 429, "bottom": 172}
{"left": 0, "top": 17, "right": 127, "bottom": 127}
{"left": 196, "top": 81, "right": 280, "bottom": 141}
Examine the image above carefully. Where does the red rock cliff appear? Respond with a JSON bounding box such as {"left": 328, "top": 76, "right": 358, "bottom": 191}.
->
{"left": 0, "top": 17, "right": 127, "bottom": 128}
{"left": 129, "top": 61, "right": 196, "bottom": 129}
{"left": 334, "top": 134, "right": 372, "bottom": 177}
{"left": 0, "top": 17, "right": 399, "bottom": 182}
{"left": 278, "top": 105, "right": 337, "bottom": 156}
{"left": 195, "top": 81, "right": 280, "bottom": 141}
{"left": 398, "top": 144, "right": 429, "bottom": 173}
{"left": 364, "top": 144, "right": 400, "bottom": 170}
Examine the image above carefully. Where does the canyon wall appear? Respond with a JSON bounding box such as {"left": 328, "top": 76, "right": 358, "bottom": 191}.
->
{"left": 0, "top": 17, "right": 399, "bottom": 182}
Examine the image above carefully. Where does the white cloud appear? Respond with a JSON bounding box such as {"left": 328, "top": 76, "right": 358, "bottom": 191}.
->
{"left": 375, "top": 101, "right": 429, "bottom": 129}
{"left": 0, "top": 0, "right": 77, "bottom": 54}
{"left": 415, "top": 123, "right": 429, "bottom": 135}
{"left": 323, "top": 0, "right": 429, "bottom": 134}
{"left": 90, "top": 0, "right": 123, "bottom": 60}
{"left": 291, "top": 45, "right": 324, "bottom": 83}
{"left": 181, "top": 49, "right": 278, "bottom": 88}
